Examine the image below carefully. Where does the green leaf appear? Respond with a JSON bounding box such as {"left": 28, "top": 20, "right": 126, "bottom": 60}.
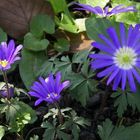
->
{"left": 43, "top": 129, "right": 55, "bottom": 140}
{"left": 72, "top": 124, "right": 80, "bottom": 140}
{"left": 98, "top": 119, "right": 140, "bottom": 140}
{"left": 56, "top": 13, "right": 78, "bottom": 33}
{"left": 19, "top": 49, "right": 46, "bottom": 89}
{"left": 73, "top": 116, "right": 90, "bottom": 128}
{"left": 30, "top": 135, "right": 39, "bottom": 140}
{"left": 112, "top": 92, "right": 128, "bottom": 117}
{"left": 111, "top": 90, "right": 140, "bottom": 117}
{"left": 98, "top": 119, "right": 114, "bottom": 140}
{"left": 0, "top": 28, "right": 7, "bottom": 43}
{"left": 72, "top": 50, "right": 89, "bottom": 64}
{"left": 48, "top": 0, "right": 68, "bottom": 14}
{"left": 54, "top": 38, "right": 69, "bottom": 52}
{"left": 4, "top": 99, "right": 37, "bottom": 132}
{"left": 24, "top": 33, "right": 49, "bottom": 51}
{"left": 68, "top": 61, "right": 96, "bottom": 106}
{"left": 30, "top": 14, "right": 55, "bottom": 37}
{"left": 111, "top": 0, "right": 140, "bottom": 25}
{"left": 85, "top": 17, "right": 120, "bottom": 42}
{"left": 57, "top": 130, "right": 71, "bottom": 140}
{"left": 79, "top": 0, "right": 109, "bottom": 8}
{"left": 54, "top": 56, "right": 72, "bottom": 78}
{"left": 0, "top": 125, "right": 5, "bottom": 140}
{"left": 42, "top": 121, "right": 56, "bottom": 140}
{"left": 36, "top": 60, "right": 54, "bottom": 77}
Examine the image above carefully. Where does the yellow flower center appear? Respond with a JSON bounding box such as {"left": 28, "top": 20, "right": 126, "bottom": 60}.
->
{"left": 0, "top": 60, "right": 8, "bottom": 67}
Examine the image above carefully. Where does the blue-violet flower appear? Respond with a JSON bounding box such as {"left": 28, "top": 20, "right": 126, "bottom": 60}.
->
{"left": 74, "top": 3, "right": 136, "bottom": 17}
{"left": 90, "top": 23, "right": 140, "bottom": 92}
{"left": 29, "top": 72, "right": 70, "bottom": 106}
{"left": 0, "top": 40, "right": 23, "bottom": 71}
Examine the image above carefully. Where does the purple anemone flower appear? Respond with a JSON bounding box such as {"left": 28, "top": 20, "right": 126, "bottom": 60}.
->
{"left": 29, "top": 72, "right": 70, "bottom": 106}
{"left": 0, "top": 85, "right": 14, "bottom": 98}
{"left": 74, "top": 3, "right": 136, "bottom": 17}
{"left": 89, "top": 23, "right": 140, "bottom": 92}
{"left": 0, "top": 40, "right": 23, "bottom": 71}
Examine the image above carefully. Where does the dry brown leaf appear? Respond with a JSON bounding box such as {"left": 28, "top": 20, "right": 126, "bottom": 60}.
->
{"left": 0, "top": 0, "right": 54, "bottom": 38}
{"left": 54, "top": 30, "right": 93, "bottom": 52}
{"left": 68, "top": 32, "right": 93, "bottom": 52}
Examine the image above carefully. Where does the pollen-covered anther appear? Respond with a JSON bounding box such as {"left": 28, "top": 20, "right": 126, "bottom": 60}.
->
{"left": 0, "top": 60, "right": 8, "bottom": 67}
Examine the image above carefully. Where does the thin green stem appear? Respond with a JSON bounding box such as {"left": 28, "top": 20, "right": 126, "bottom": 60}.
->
{"left": 2, "top": 71, "right": 10, "bottom": 100}
{"left": 55, "top": 102, "right": 64, "bottom": 125}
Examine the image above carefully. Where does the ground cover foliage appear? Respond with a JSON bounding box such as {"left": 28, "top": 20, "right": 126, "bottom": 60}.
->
{"left": 0, "top": 0, "right": 140, "bottom": 140}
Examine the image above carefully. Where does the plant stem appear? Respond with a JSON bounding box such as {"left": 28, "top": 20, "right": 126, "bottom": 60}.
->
{"left": 55, "top": 102, "right": 64, "bottom": 125}
{"left": 2, "top": 71, "right": 10, "bottom": 100}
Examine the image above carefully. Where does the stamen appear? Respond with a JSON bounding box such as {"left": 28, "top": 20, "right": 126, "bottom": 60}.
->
{"left": 46, "top": 94, "right": 50, "bottom": 99}
{"left": 0, "top": 60, "right": 8, "bottom": 67}
{"left": 113, "top": 47, "right": 137, "bottom": 70}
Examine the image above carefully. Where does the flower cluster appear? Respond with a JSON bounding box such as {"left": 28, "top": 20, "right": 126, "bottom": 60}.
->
{"left": 90, "top": 23, "right": 140, "bottom": 92}
{"left": 0, "top": 40, "right": 23, "bottom": 71}
{"left": 29, "top": 72, "right": 70, "bottom": 106}
{"left": 74, "top": 3, "right": 136, "bottom": 17}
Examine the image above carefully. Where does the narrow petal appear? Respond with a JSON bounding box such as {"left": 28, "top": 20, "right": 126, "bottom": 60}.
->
{"left": 91, "top": 60, "right": 113, "bottom": 69}
{"left": 107, "top": 68, "right": 120, "bottom": 85}
{"left": 97, "top": 65, "right": 116, "bottom": 77}
{"left": 120, "top": 23, "right": 126, "bottom": 46}
{"left": 28, "top": 91, "right": 42, "bottom": 98}
{"left": 113, "top": 70, "right": 122, "bottom": 90}
{"left": 8, "top": 45, "right": 23, "bottom": 63}
{"left": 132, "top": 68, "right": 140, "bottom": 83}
{"left": 127, "top": 70, "right": 136, "bottom": 92}
{"left": 62, "top": 81, "right": 70, "bottom": 89}
{"left": 92, "top": 42, "right": 114, "bottom": 54}
{"left": 89, "top": 54, "right": 112, "bottom": 60}
{"left": 74, "top": 3, "right": 103, "bottom": 15}
{"left": 35, "top": 99, "right": 43, "bottom": 106}
{"left": 99, "top": 34, "right": 116, "bottom": 50}
{"left": 127, "top": 25, "right": 133, "bottom": 46}
{"left": 107, "top": 27, "right": 121, "bottom": 48}
{"left": 121, "top": 70, "right": 126, "bottom": 90}
{"left": 55, "top": 72, "right": 62, "bottom": 92}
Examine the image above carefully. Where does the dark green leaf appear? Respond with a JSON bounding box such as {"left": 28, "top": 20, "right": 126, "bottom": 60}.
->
{"left": 72, "top": 50, "right": 89, "bottom": 64}
{"left": 54, "top": 38, "right": 69, "bottom": 52}
{"left": 48, "top": 0, "right": 68, "bottom": 14}
{"left": 24, "top": 33, "right": 49, "bottom": 51}
{"left": 111, "top": 90, "right": 140, "bottom": 117}
{"left": 55, "top": 14, "right": 78, "bottom": 33}
{"left": 5, "top": 99, "right": 37, "bottom": 132}
{"left": 86, "top": 17, "right": 119, "bottom": 42}
{"left": 57, "top": 130, "right": 71, "bottom": 140}
{"left": 0, "top": 28, "right": 7, "bottom": 43}
{"left": 30, "top": 14, "right": 55, "bottom": 37}
{"left": 98, "top": 119, "right": 140, "bottom": 140}
{"left": 0, "top": 125, "right": 6, "bottom": 140}
{"left": 43, "top": 129, "right": 55, "bottom": 140}
{"left": 19, "top": 49, "right": 46, "bottom": 89}
{"left": 111, "top": 92, "right": 127, "bottom": 117}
